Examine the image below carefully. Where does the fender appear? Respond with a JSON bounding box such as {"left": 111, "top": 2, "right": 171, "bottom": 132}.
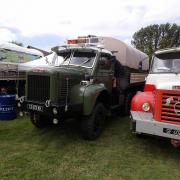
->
{"left": 70, "top": 84, "right": 85, "bottom": 104}
{"left": 70, "top": 83, "right": 107, "bottom": 116}
{"left": 131, "top": 91, "right": 154, "bottom": 112}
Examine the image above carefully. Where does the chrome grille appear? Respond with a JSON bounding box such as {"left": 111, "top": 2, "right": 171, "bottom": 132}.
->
{"left": 161, "top": 92, "right": 180, "bottom": 122}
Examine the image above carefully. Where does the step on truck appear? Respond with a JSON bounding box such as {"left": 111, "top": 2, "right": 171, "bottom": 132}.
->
{"left": 130, "top": 47, "right": 180, "bottom": 146}
{"left": 19, "top": 35, "right": 149, "bottom": 140}
{"left": 0, "top": 41, "right": 44, "bottom": 96}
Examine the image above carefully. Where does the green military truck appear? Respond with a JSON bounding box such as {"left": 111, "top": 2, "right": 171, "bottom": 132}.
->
{"left": 19, "top": 36, "right": 149, "bottom": 140}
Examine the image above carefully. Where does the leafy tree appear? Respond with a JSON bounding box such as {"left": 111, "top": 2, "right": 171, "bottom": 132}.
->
{"left": 10, "top": 41, "right": 24, "bottom": 47}
{"left": 131, "top": 23, "right": 180, "bottom": 59}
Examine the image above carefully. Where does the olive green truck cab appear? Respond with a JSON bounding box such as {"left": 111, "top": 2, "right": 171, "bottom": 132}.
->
{"left": 19, "top": 36, "right": 149, "bottom": 140}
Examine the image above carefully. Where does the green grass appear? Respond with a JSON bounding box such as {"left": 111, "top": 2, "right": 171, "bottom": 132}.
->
{"left": 0, "top": 116, "right": 180, "bottom": 180}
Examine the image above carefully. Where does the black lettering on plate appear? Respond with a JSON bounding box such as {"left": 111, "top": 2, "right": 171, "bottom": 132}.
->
{"left": 163, "top": 128, "right": 180, "bottom": 136}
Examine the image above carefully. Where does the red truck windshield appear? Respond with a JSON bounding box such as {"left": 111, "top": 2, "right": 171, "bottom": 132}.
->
{"left": 151, "top": 52, "right": 180, "bottom": 73}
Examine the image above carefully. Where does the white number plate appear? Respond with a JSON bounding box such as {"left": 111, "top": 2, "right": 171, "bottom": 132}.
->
{"left": 27, "top": 104, "right": 43, "bottom": 112}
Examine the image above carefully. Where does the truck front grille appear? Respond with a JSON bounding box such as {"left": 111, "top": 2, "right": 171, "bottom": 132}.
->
{"left": 160, "top": 91, "right": 180, "bottom": 123}
{"left": 27, "top": 75, "right": 50, "bottom": 102}
{"left": 59, "top": 78, "right": 79, "bottom": 103}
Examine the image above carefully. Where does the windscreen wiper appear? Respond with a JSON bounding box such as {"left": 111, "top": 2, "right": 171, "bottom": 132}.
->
{"left": 79, "top": 58, "right": 92, "bottom": 66}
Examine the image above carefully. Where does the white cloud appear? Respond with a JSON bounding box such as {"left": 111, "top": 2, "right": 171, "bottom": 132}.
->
{"left": 0, "top": 28, "right": 16, "bottom": 41}
{"left": 0, "top": 0, "right": 179, "bottom": 44}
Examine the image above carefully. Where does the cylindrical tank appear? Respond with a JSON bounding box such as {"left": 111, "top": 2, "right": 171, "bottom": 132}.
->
{"left": 101, "top": 37, "right": 149, "bottom": 71}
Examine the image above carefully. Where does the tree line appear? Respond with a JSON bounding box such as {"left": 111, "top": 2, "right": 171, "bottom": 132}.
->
{"left": 131, "top": 23, "right": 180, "bottom": 59}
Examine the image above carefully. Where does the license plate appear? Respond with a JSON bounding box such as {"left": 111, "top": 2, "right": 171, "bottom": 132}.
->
{"left": 27, "top": 104, "right": 43, "bottom": 112}
{"left": 163, "top": 128, "right": 180, "bottom": 136}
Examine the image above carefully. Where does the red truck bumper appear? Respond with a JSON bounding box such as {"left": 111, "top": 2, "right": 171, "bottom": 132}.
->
{"left": 130, "top": 111, "right": 180, "bottom": 141}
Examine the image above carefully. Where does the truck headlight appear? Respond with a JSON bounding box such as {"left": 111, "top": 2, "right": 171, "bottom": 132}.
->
{"left": 17, "top": 102, "right": 21, "bottom": 107}
{"left": 20, "top": 96, "right": 25, "bottom": 103}
{"left": 45, "top": 100, "right": 51, "bottom": 108}
{"left": 19, "top": 111, "right": 23, "bottom": 117}
{"left": 53, "top": 107, "right": 58, "bottom": 115}
{"left": 53, "top": 118, "right": 59, "bottom": 124}
{"left": 142, "top": 102, "right": 150, "bottom": 112}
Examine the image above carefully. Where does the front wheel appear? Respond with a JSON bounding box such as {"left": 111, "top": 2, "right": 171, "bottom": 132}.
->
{"left": 30, "top": 113, "right": 50, "bottom": 128}
{"left": 81, "top": 103, "right": 106, "bottom": 140}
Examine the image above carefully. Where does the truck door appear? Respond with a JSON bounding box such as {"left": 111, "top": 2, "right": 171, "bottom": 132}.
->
{"left": 94, "top": 53, "right": 113, "bottom": 92}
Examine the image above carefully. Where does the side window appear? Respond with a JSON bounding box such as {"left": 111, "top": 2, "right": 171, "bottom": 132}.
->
{"left": 98, "top": 54, "right": 111, "bottom": 70}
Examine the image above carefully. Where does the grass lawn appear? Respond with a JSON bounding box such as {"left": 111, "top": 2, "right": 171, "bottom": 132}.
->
{"left": 0, "top": 115, "right": 180, "bottom": 180}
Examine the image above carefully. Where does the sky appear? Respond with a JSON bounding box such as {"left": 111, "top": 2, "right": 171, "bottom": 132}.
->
{"left": 0, "top": 0, "right": 180, "bottom": 51}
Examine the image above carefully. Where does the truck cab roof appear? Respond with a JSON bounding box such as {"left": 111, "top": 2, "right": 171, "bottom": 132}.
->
{"left": 155, "top": 47, "right": 180, "bottom": 55}
{"left": 52, "top": 44, "right": 113, "bottom": 56}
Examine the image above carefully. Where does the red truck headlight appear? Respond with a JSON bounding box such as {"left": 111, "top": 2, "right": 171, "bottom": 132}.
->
{"left": 142, "top": 102, "right": 151, "bottom": 112}
{"left": 131, "top": 92, "right": 154, "bottom": 112}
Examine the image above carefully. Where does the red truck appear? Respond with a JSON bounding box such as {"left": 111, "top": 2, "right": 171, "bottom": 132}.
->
{"left": 130, "top": 47, "right": 180, "bottom": 147}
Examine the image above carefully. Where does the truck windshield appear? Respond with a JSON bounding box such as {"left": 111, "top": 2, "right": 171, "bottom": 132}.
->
{"left": 58, "top": 50, "right": 97, "bottom": 68}
{"left": 151, "top": 52, "right": 180, "bottom": 73}
{"left": 69, "top": 51, "right": 96, "bottom": 67}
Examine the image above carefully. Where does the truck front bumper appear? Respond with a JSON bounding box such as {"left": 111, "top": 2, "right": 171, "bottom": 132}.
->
{"left": 130, "top": 111, "right": 180, "bottom": 140}
{"left": 18, "top": 100, "right": 82, "bottom": 120}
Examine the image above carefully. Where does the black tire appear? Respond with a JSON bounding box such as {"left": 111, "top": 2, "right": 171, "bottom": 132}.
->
{"left": 81, "top": 103, "right": 106, "bottom": 140}
{"left": 123, "top": 92, "right": 133, "bottom": 116}
{"left": 30, "top": 113, "right": 50, "bottom": 128}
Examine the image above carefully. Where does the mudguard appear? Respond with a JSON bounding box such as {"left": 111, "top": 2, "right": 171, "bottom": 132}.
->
{"left": 70, "top": 83, "right": 107, "bottom": 116}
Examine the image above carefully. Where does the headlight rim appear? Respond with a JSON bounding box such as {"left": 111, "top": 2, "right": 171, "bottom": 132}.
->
{"left": 142, "top": 102, "right": 150, "bottom": 112}
{"left": 52, "top": 107, "right": 58, "bottom": 115}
